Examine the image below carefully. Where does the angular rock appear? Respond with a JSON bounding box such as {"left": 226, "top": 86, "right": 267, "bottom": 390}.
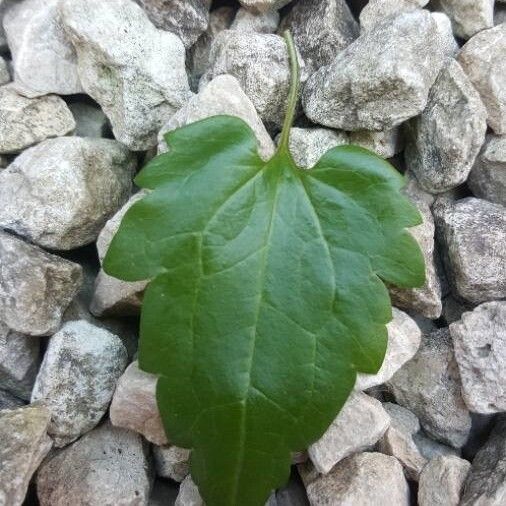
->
{"left": 160, "top": 75, "right": 275, "bottom": 160}
{"left": 413, "top": 431, "right": 459, "bottom": 461}
{"left": 418, "top": 455, "right": 470, "bottom": 506}
{"left": 0, "top": 85, "right": 75, "bottom": 154}
{"left": 0, "top": 137, "right": 136, "bottom": 250}
{"left": 449, "top": 302, "right": 506, "bottom": 414}
{"left": 230, "top": 7, "right": 279, "bottom": 34}
{"left": 154, "top": 445, "right": 191, "bottom": 482}
{"left": 301, "top": 453, "right": 409, "bottom": 506}
{"left": 59, "top": 0, "right": 192, "bottom": 151}
{"left": 433, "top": 0, "right": 494, "bottom": 39}
{"left": 437, "top": 197, "right": 506, "bottom": 303}
{"left": 4, "top": 0, "right": 82, "bottom": 97}
{"left": 349, "top": 128, "right": 403, "bottom": 159}
{"left": 0, "top": 389, "right": 25, "bottom": 411}
{"left": 458, "top": 24, "right": 506, "bottom": 135}
{"left": 135, "top": 0, "right": 211, "bottom": 49}
{"left": 360, "top": 0, "right": 428, "bottom": 33}
{"left": 279, "top": 0, "right": 358, "bottom": 73}
{"left": 405, "top": 60, "right": 487, "bottom": 193}
{"left": 460, "top": 416, "right": 506, "bottom": 505}
{"left": 283, "top": 127, "right": 348, "bottom": 169}
{"left": 175, "top": 476, "right": 203, "bottom": 506}
{"left": 356, "top": 308, "right": 421, "bottom": 390}
{"left": 37, "top": 422, "right": 152, "bottom": 506}
{"left": 442, "top": 295, "right": 475, "bottom": 326}
{"left": 239, "top": 0, "right": 292, "bottom": 12}
{"left": 110, "top": 360, "right": 167, "bottom": 446}
{"left": 31, "top": 320, "right": 128, "bottom": 447}
{"left": 388, "top": 328, "right": 472, "bottom": 447}
{"left": 0, "top": 405, "right": 52, "bottom": 506}
{"left": 0, "top": 56, "right": 9, "bottom": 85}
{"left": 468, "top": 134, "right": 506, "bottom": 206}
{"left": 308, "top": 392, "right": 390, "bottom": 474}
{"left": 201, "top": 30, "right": 305, "bottom": 128}
{"left": 68, "top": 101, "right": 109, "bottom": 138}
{"left": 303, "top": 10, "right": 453, "bottom": 131}
{"left": 0, "top": 322, "right": 39, "bottom": 400}
{"left": 0, "top": 232, "right": 82, "bottom": 336}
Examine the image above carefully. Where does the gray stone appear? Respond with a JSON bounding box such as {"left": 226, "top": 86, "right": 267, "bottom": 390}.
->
{"left": 0, "top": 322, "right": 39, "bottom": 400}
{"left": 433, "top": 0, "right": 494, "bottom": 39}
{"left": 230, "top": 7, "right": 279, "bottom": 34}
{"left": 282, "top": 127, "right": 348, "bottom": 169}
{"left": 0, "top": 0, "right": 12, "bottom": 51}
{"left": 0, "top": 56, "right": 9, "bottom": 85}
{"left": 437, "top": 197, "right": 506, "bottom": 303}
{"left": 4, "top": 0, "right": 82, "bottom": 97}
{"left": 468, "top": 134, "right": 506, "bottom": 206}
{"left": 110, "top": 360, "right": 167, "bottom": 446}
{"left": 68, "top": 101, "right": 109, "bottom": 138}
{"left": 239, "top": 0, "right": 292, "bottom": 12}
{"left": 153, "top": 445, "right": 191, "bottom": 482}
{"left": 175, "top": 476, "right": 203, "bottom": 506}
{"left": 135, "top": 0, "right": 210, "bottom": 49}
{"left": 308, "top": 392, "right": 390, "bottom": 474}
{"left": 359, "top": 0, "right": 429, "bottom": 33}
{"left": 496, "top": 6, "right": 506, "bottom": 25}
{"left": 0, "top": 389, "right": 24, "bottom": 411}
{"left": 405, "top": 60, "right": 487, "bottom": 193}
{"left": 279, "top": 0, "right": 358, "bottom": 74}
{"left": 388, "top": 328, "right": 472, "bottom": 448}
{"left": 418, "top": 455, "right": 470, "bottom": 506}
{"left": 356, "top": 308, "right": 421, "bottom": 390}
{"left": 450, "top": 302, "right": 506, "bottom": 414}
{"left": 31, "top": 320, "right": 128, "bottom": 447}
{"left": 303, "top": 10, "right": 453, "bottom": 132}
{"left": 160, "top": 75, "right": 275, "bottom": 161}
{"left": 442, "top": 296, "right": 475, "bottom": 325}
{"left": 0, "top": 404, "right": 52, "bottom": 506}
{"left": 458, "top": 24, "right": 506, "bottom": 135}
{"left": 0, "top": 231, "right": 82, "bottom": 336}
{"left": 0, "top": 137, "right": 136, "bottom": 250}
{"left": 349, "top": 128, "right": 403, "bottom": 159}
{"left": 301, "top": 452, "right": 409, "bottom": 506}
{"left": 0, "top": 85, "right": 75, "bottom": 154}
{"left": 37, "top": 422, "right": 152, "bottom": 506}
{"left": 201, "top": 30, "right": 306, "bottom": 129}
{"left": 60, "top": 0, "right": 192, "bottom": 151}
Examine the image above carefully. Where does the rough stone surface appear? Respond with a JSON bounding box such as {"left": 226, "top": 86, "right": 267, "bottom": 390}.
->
{"left": 135, "top": 0, "right": 210, "bottom": 49}
{"left": 308, "top": 392, "right": 390, "bottom": 474}
{"left": 0, "top": 85, "right": 75, "bottom": 154}
{"left": 356, "top": 308, "right": 421, "bottom": 390}
{"left": 238, "top": 0, "right": 292, "bottom": 12}
{"left": 418, "top": 455, "right": 470, "bottom": 506}
{"left": 349, "top": 128, "right": 403, "bottom": 159}
{"left": 468, "top": 134, "right": 506, "bottom": 206}
{"left": 0, "top": 137, "right": 136, "bottom": 250}
{"left": 280, "top": 0, "right": 358, "bottom": 73}
{"left": 0, "top": 405, "right": 52, "bottom": 506}
{"left": 0, "top": 56, "right": 9, "bottom": 85}
{"left": 68, "top": 101, "right": 109, "bottom": 138}
{"left": 359, "top": 0, "right": 429, "bottom": 33}
{"left": 303, "top": 10, "right": 453, "bottom": 131}
{"left": 449, "top": 302, "right": 506, "bottom": 414}
{"left": 388, "top": 328, "right": 472, "bottom": 448}
{"left": 433, "top": 0, "right": 494, "bottom": 39}
{"left": 201, "top": 30, "right": 305, "bottom": 128}
{"left": 160, "top": 75, "right": 275, "bottom": 161}
{"left": 59, "top": 0, "right": 192, "bottom": 150}
{"left": 175, "top": 476, "right": 204, "bottom": 506}
{"left": 4, "top": 0, "right": 82, "bottom": 97}
{"left": 301, "top": 452, "right": 409, "bottom": 506}
{"left": 110, "top": 360, "right": 167, "bottom": 446}
{"left": 154, "top": 445, "right": 191, "bottom": 482}
{"left": 36, "top": 422, "right": 152, "bottom": 506}
{"left": 230, "top": 7, "right": 279, "bottom": 34}
{"left": 436, "top": 197, "right": 506, "bottom": 303}
{"left": 405, "top": 60, "right": 487, "bottom": 193}
{"left": 0, "top": 322, "right": 39, "bottom": 400}
{"left": 31, "top": 320, "right": 128, "bottom": 447}
{"left": 0, "top": 389, "right": 25, "bottom": 411}
{"left": 458, "top": 24, "right": 506, "bottom": 135}
{"left": 460, "top": 417, "right": 506, "bottom": 506}
{"left": 0, "top": 231, "right": 82, "bottom": 336}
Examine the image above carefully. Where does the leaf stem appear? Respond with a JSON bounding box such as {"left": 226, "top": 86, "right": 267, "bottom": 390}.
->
{"left": 278, "top": 30, "right": 300, "bottom": 155}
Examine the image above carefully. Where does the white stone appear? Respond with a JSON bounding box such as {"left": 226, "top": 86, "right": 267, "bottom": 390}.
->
{"left": 0, "top": 137, "right": 136, "bottom": 250}
{"left": 349, "top": 128, "right": 403, "bottom": 159}
{"left": 0, "top": 231, "right": 82, "bottom": 336}
{"left": 154, "top": 445, "right": 191, "bottom": 482}
{"left": 59, "top": 0, "right": 192, "bottom": 151}
{"left": 31, "top": 320, "right": 128, "bottom": 447}
{"left": 360, "top": 0, "right": 429, "bottom": 33}
{"left": 308, "top": 392, "right": 390, "bottom": 474}
{"left": 110, "top": 360, "right": 167, "bottom": 446}
{"left": 450, "top": 302, "right": 506, "bottom": 414}
{"left": 230, "top": 7, "right": 279, "bottom": 34}
{"left": 175, "top": 476, "right": 204, "bottom": 506}
{"left": 0, "top": 85, "right": 75, "bottom": 154}
{"left": 4, "top": 0, "right": 82, "bottom": 97}
{"left": 238, "top": 0, "right": 292, "bottom": 12}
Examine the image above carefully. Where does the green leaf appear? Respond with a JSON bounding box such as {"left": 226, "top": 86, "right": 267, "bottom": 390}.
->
{"left": 104, "top": 32, "right": 425, "bottom": 506}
